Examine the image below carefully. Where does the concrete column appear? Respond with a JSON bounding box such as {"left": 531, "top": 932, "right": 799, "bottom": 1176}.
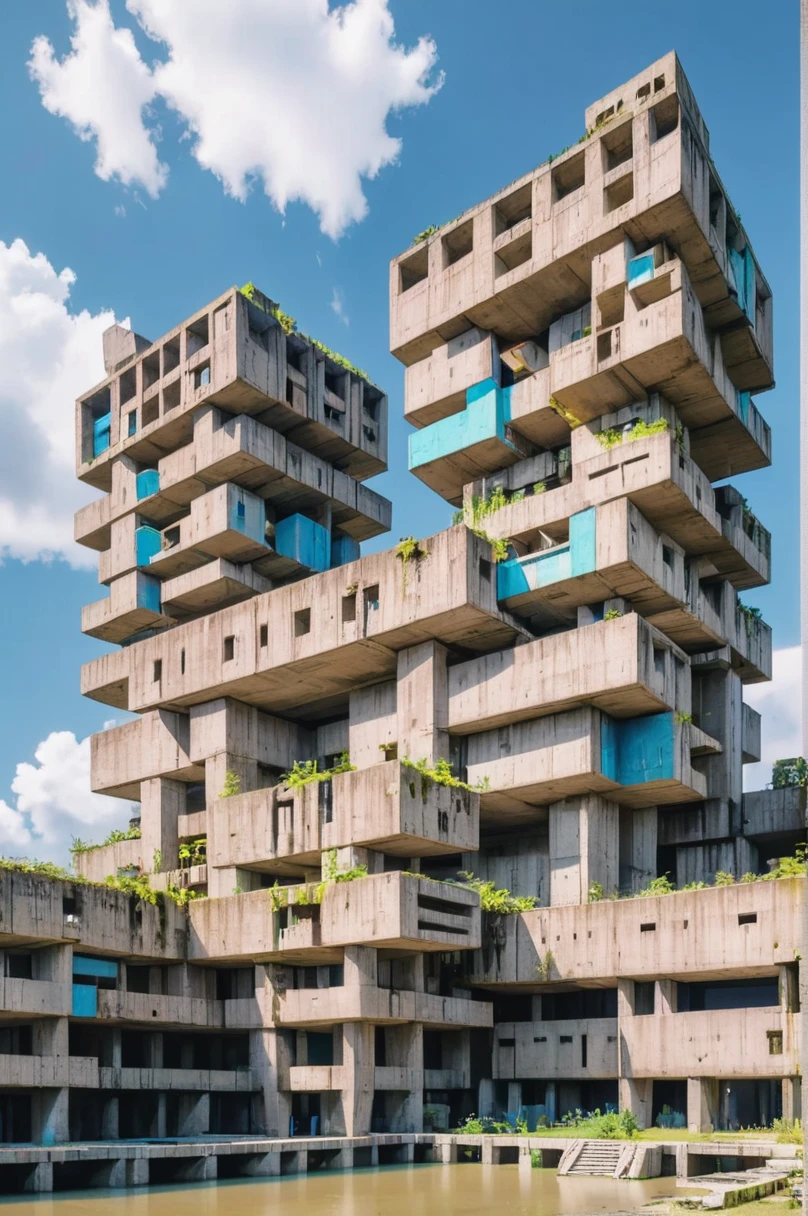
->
{"left": 205, "top": 752, "right": 265, "bottom": 896}
{"left": 126, "top": 1158, "right": 149, "bottom": 1187}
{"left": 478, "top": 1078, "right": 495, "bottom": 1118}
{"left": 687, "top": 1077, "right": 718, "bottom": 1133}
{"left": 140, "top": 777, "right": 185, "bottom": 873}
{"left": 101, "top": 1096, "right": 120, "bottom": 1139}
{"left": 23, "top": 1163, "right": 53, "bottom": 1193}
{"left": 241, "top": 1152, "right": 281, "bottom": 1177}
{"left": 619, "top": 807, "right": 658, "bottom": 893}
{"left": 549, "top": 795, "right": 618, "bottom": 906}
{"left": 32, "top": 1016, "right": 68, "bottom": 1084}
{"left": 656, "top": 980, "right": 677, "bottom": 1015}
{"left": 342, "top": 1021, "right": 375, "bottom": 1135}
{"left": 619, "top": 1078, "right": 652, "bottom": 1130}
{"left": 544, "top": 1082, "right": 557, "bottom": 1125}
{"left": 249, "top": 1028, "right": 292, "bottom": 1137}
{"left": 32, "top": 1087, "right": 69, "bottom": 1145}
{"left": 156, "top": 1093, "right": 167, "bottom": 1139}
{"left": 343, "top": 946, "right": 378, "bottom": 989}
{"left": 438, "top": 1141, "right": 458, "bottom": 1163}
{"left": 782, "top": 1076, "right": 802, "bottom": 1122}
{"left": 506, "top": 1082, "right": 522, "bottom": 1115}
{"left": 178, "top": 1093, "right": 210, "bottom": 1136}
{"left": 396, "top": 641, "right": 449, "bottom": 764}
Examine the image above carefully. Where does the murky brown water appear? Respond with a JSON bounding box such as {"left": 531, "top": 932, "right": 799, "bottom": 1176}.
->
{"left": 0, "top": 1163, "right": 687, "bottom": 1214}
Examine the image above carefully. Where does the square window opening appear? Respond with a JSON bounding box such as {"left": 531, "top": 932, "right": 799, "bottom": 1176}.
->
{"left": 595, "top": 105, "right": 615, "bottom": 126}
{"left": 194, "top": 363, "right": 211, "bottom": 391}
{"left": 142, "top": 395, "right": 159, "bottom": 427}
{"left": 163, "top": 380, "right": 181, "bottom": 412}
{"left": 162, "top": 338, "right": 180, "bottom": 375}
{"left": 223, "top": 635, "right": 235, "bottom": 662}
{"left": 604, "top": 173, "right": 634, "bottom": 213}
{"left": 442, "top": 219, "right": 473, "bottom": 268}
{"left": 494, "top": 182, "right": 532, "bottom": 236}
{"left": 142, "top": 352, "right": 160, "bottom": 391}
{"left": 601, "top": 122, "right": 633, "bottom": 171}
{"left": 294, "top": 609, "right": 311, "bottom": 637}
{"left": 651, "top": 95, "right": 679, "bottom": 143}
{"left": 399, "top": 247, "right": 428, "bottom": 293}
{"left": 186, "top": 315, "right": 210, "bottom": 357}
{"left": 494, "top": 229, "right": 532, "bottom": 277}
{"left": 119, "top": 367, "right": 137, "bottom": 406}
{"left": 552, "top": 151, "right": 585, "bottom": 202}
{"left": 342, "top": 593, "right": 357, "bottom": 624}
{"left": 653, "top": 74, "right": 666, "bottom": 92}
{"left": 636, "top": 82, "right": 651, "bottom": 101}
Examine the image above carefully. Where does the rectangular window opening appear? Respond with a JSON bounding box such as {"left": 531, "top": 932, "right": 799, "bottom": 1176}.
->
{"left": 163, "top": 380, "right": 181, "bottom": 412}
{"left": 442, "top": 219, "right": 474, "bottom": 267}
{"left": 294, "top": 608, "right": 311, "bottom": 637}
{"left": 651, "top": 95, "right": 679, "bottom": 142}
{"left": 259, "top": 624, "right": 268, "bottom": 647}
{"left": 604, "top": 173, "right": 634, "bottom": 214}
{"left": 342, "top": 593, "right": 357, "bottom": 623}
{"left": 223, "top": 635, "right": 235, "bottom": 662}
{"left": 153, "top": 659, "right": 162, "bottom": 683}
{"left": 127, "top": 410, "right": 138, "bottom": 437}
{"left": 186, "top": 315, "right": 210, "bottom": 357}
{"left": 738, "top": 912, "right": 757, "bottom": 926}
{"left": 162, "top": 337, "right": 181, "bottom": 375}
{"left": 494, "top": 182, "right": 532, "bottom": 236}
{"left": 601, "top": 122, "right": 633, "bottom": 171}
{"left": 552, "top": 151, "right": 585, "bottom": 202}
{"left": 142, "top": 395, "right": 160, "bottom": 427}
{"left": 194, "top": 363, "right": 211, "bottom": 390}
{"left": 399, "top": 247, "right": 428, "bottom": 293}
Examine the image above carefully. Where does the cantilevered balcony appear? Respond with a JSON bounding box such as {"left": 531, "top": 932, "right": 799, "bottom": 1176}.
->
{"left": 493, "top": 1019, "right": 618, "bottom": 1079}
{"left": 621, "top": 1007, "right": 798, "bottom": 1079}
{"left": 96, "top": 990, "right": 224, "bottom": 1029}
{"left": 210, "top": 760, "right": 479, "bottom": 877}
{"left": 82, "top": 571, "right": 170, "bottom": 644}
{"left": 270, "top": 985, "right": 492, "bottom": 1031}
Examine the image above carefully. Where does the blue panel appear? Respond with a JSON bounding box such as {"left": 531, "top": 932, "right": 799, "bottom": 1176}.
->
{"left": 73, "top": 954, "right": 118, "bottom": 979}
{"left": 569, "top": 507, "right": 596, "bottom": 576}
{"left": 600, "top": 712, "right": 674, "bottom": 787}
{"left": 137, "top": 575, "right": 161, "bottom": 614}
{"left": 127, "top": 410, "right": 137, "bottom": 437}
{"left": 229, "top": 490, "right": 265, "bottom": 542}
{"left": 275, "top": 514, "right": 330, "bottom": 573}
{"left": 408, "top": 378, "right": 518, "bottom": 471}
{"left": 627, "top": 252, "right": 656, "bottom": 289}
{"left": 497, "top": 507, "right": 596, "bottom": 602}
{"left": 136, "top": 525, "right": 161, "bottom": 567}
{"left": 136, "top": 469, "right": 160, "bottom": 500}
{"left": 72, "top": 984, "right": 98, "bottom": 1017}
{"left": 727, "top": 245, "right": 756, "bottom": 322}
{"left": 92, "top": 412, "right": 111, "bottom": 457}
{"left": 330, "top": 535, "right": 360, "bottom": 568}
{"left": 735, "top": 390, "right": 750, "bottom": 425}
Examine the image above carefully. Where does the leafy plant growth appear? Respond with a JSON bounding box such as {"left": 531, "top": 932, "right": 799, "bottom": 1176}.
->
{"left": 401, "top": 755, "right": 489, "bottom": 793}
{"left": 457, "top": 871, "right": 538, "bottom": 914}
{"left": 70, "top": 823, "right": 141, "bottom": 855}
{"left": 595, "top": 417, "right": 668, "bottom": 450}
{"left": 220, "top": 770, "right": 242, "bottom": 798}
{"left": 282, "top": 753, "right": 356, "bottom": 791}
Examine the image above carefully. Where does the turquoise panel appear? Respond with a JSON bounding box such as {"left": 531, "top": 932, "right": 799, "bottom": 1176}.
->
{"left": 137, "top": 575, "right": 161, "bottom": 614}
{"left": 728, "top": 245, "right": 756, "bottom": 322}
{"left": 627, "top": 252, "right": 656, "bottom": 289}
{"left": 497, "top": 508, "right": 596, "bottom": 601}
{"left": 600, "top": 712, "right": 675, "bottom": 787}
{"left": 135, "top": 525, "right": 161, "bottom": 567}
{"left": 229, "top": 490, "right": 266, "bottom": 543}
{"left": 408, "top": 378, "right": 516, "bottom": 471}
{"left": 735, "top": 390, "right": 750, "bottom": 425}
{"left": 330, "top": 535, "right": 360, "bottom": 568}
{"left": 71, "top": 984, "right": 98, "bottom": 1017}
{"left": 275, "top": 514, "right": 330, "bottom": 573}
{"left": 136, "top": 469, "right": 160, "bottom": 500}
{"left": 92, "top": 412, "right": 111, "bottom": 457}
{"left": 73, "top": 954, "right": 118, "bottom": 979}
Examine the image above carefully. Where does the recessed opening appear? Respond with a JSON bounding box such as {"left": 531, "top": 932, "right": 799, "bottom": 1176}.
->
{"left": 662, "top": 544, "right": 674, "bottom": 568}
{"left": 142, "top": 394, "right": 160, "bottom": 427}
{"left": 363, "top": 384, "right": 382, "bottom": 421}
{"left": 595, "top": 105, "right": 615, "bottom": 127}
{"left": 163, "top": 525, "right": 180, "bottom": 550}
{"left": 738, "top": 912, "right": 757, "bottom": 926}
{"left": 163, "top": 380, "right": 181, "bottom": 412}
{"left": 494, "top": 182, "right": 532, "bottom": 235}
{"left": 400, "top": 246, "right": 429, "bottom": 293}
{"left": 494, "top": 229, "right": 532, "bottom": 277}
{"left": 597, "top": 331, "right": 613, "bottom": 362}
{"left": 194, "top": 363, "right": 211, "bottom": 390}
{"left": 186, "top": 315, "right": 209, "bottom": 357}
{"left": 143, "top": 351, "right": 160, "bottom": 391}
{"left": 636, "top": 82, "right": 651, "bottom": 101}
{"left": 342, "top": 593, "right": 357, "bottom": 623}
{"left": 552, "top": 151, "right": 585, "bottom": 201}
{"left": 223, "top": 635, "right": 235, "bottom": 662}
{"left": 442, "top": 219, "right": 473, "bottom": 267}
{"left": 162, "top": 337, "right": 180, "bottom": 375}
{"left": 127, "top": 410, "right": 138, "bottom": 437}
{"left": 634, "top": 981, "right": 655, "bottom": 1015}
{"left": 259, "top": 624, "right": 268, "bottom": 647}
{"left": 601, "top": 121, "right": 633, "bottom": 171}
{"left": 640, "top": 922, "right": 656, "bottom": 932}
{"left": 380, "top": 742, "right": 398, "bottom": 762}
{"left": 560, "top": 1035, "right": 572, "bottom": 1044}
{"left": 119, "top": 367, "right": 137, "bottom": 406}
{"left": 604, "top": 173, "right": 634, "bottom": 213}
{"left": 180, "top": 648, "right": 185, "bottom": 675}
{"left": 294, "top": 608, "right": 311, "bottom": 637}
{"left": 767, "top": 1031, "right": 783, "bottom": 1055}
{"left": 153, "top": 659, "right": 162, "bottom": 683}
{"left": 597, "top": 284, "right": 625, "bottom": 328}
{"left": 324, "top": 367, "right": 346, "bottom": 398}
{"left": 654, "top": 74, "right": 666, "bottom": 92}
{"left": 479, "top": 558, "right": 491, "bottom": 583}
{"left": 651, "top": 95, "right": 679, "bottom": 142}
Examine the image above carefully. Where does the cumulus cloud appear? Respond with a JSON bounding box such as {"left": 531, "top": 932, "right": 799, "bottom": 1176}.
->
{"left": 28, "top": 0, "right": 167, "bottom": 197}
{"left": 30, "top": 0, "right": 442, "bottom": 238}
{"left": 743, "top": 645, "right": 802, "bottom": 792}
{"left": 0, "top": 729, "right": 134, "bottom": 866}
{"left": 0, "top": 238, "right": 113, "bottom": 566}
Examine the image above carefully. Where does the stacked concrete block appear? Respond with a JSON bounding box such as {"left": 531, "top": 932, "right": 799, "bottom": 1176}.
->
{"left": 0, "top": 55, "right": 798, "bottom": 1193}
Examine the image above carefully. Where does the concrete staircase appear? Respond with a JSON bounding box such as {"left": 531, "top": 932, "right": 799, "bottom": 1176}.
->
{"left": 558, "top": 1140, "right": 625, "bottom": 1176}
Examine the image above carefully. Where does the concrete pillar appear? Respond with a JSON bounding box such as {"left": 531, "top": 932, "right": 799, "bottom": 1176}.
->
{"left": 549, "top": 795, "right": 618, "bottom": 905}
{"left": 619, "top": 1078, "right": 652, "bottom": 1130}
{"left": 438, "top": 1141, "right": 458, "bottom": 1163}
{"left": 178, "top": 1093, "right": 210, "bottom": 1136}
{"left": 478, "top": 1077, "right": 495, "bottom": 1119}
{"left": 156, "top": 1093, "right": 167, "bottom": 1139}
{"left": 506, "top": 1082, "right": 522, "bottom": 1115}
{"left": 101, "top": 1096, "right": 120, "bottom": 1139}
{"left": 656, "top": 979, "right": 677, "bottom": 1015}
{"left": 687, "top": 1077, "right": 718, "bottom": 1133}
{"left": 126, "top": 1158, "right": 149, "bottom": 1187}
{"left": 342, "top": 1021, "right": 375, "bottom": 1135}
{"left": 544, "top": 1082, "right": 557, "bottom": 1125}
{"left": 782, "top": 1076, "right": 802, "bottom": 1122}
{"left": 241, "top": 1152, "right": 281, "bottom": 1177}
{"left": 32, "top": 1087, "right": 69, "bottom": 1145}
{"left": 23, "top": 1163, "right": 53, "bottom": 1193}
{"left": 396, "top": 642, "right": 449, "bottom": 764}
{"left": 140, "top": 776, "right": 185, "bottom": 873}
{"left": 344, "top": 946, "right": 378, "bottom": 989}
{"left": 249, "top": 1027, "right": 292, "bottom": 1137}
{"left": 619, "top": 807, "right": 658, "bottom": 893}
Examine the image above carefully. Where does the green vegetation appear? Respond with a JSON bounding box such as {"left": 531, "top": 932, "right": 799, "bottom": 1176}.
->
{"left": 773, "top": 1117, "right": 802, "bottom": 1144}
{"left": 412, "top": 225, "right": 438, "bottom": 244}
{"left": 70, "top": 823, "right": 141, "bottom": 855}
{"left": 603, "top": 608, "right": 622, "bottom": 621}
{"left": 533, "top": 482, "right": 546, "bottom": 496}
{"left": 282, "top": 753, "right": 356, "bottom": 791}
{"left": 638, "top": 874, "right": 676, "bottom": 897}
{"left": 772, "top": 757, "right": 808, "bottom": 789}
{"left": 595, "top": 417, "right": 669, "bottom": 450}
{"left": 0, "top": 856, "right": 198, "bottom": 910}
{"left": 561, "top": 1108, "right": 639, "bottom": 1139}
{"left": 220, "top": 770, "right": 242, "bottom": 798}
{"left": 588, "top": 881, "right": 604, "bottom": 902}
{"left": 396, "top": 536, "right": 429, "bottom": 590}
{"left": 269, "top": 850, "right": 369, "bottom": 910}
{"left": 239, "top": 282, "right": 371, "bottom": 381}
{"left": 536, "top": 949, "right": 555, "bottom": 980}
{"left": 178, "top": 838, "right": 206, "bottom": 868}
{"left": 457, "top": 872, "right": 538, "bottom": 914}
{"left": 674, "top": 710, "right": 693, "bottom": 724}
{"left": 400, "top": 755, "right": 489, "bottom": 794}
{"left": 738, "top": 601, "right": 763, "bottom": 639}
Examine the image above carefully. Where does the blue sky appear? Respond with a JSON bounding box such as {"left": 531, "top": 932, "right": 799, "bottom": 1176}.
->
{"left": 0, "top": 1, "right": 799, "bottom": 856}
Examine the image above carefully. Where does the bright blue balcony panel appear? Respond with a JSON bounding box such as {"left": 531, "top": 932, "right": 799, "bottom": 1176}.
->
{"left": 497, "top": 508, "right": 596, "bottom": 603}
{"left": 71, "top": 983, "right": 98, "bottom": 1018}
{"left": 408, "top": 378, "right": 519, "bottom": 471}
{"left": 136, "top": 469, "right": 160, "bottom": 500}
{"left": 92, "top": 411, "right": 111, "bottom": 457}
{"left": 727, "top": 244, "right": 756, "bottom": 323}
{"left": 601, "top": 712, "right": 675, "bottom": 787}
{"left": 136, "top": 573, "right": 161, "bottom": 614}
{"left": 229, "top": 490, "right": 266, "bottom": 544}
{"left": 73, "top": 954, "right": 118, "bottom": 979}
{"left": 275, "top": 514, "right": 330, "bottom": 573}
{"left": 135, "top": 525, "right": 162, "bottom": 568}
{"left": 331, "top": 534, "right": 361, "bottom": 569}
{"left": 627, "top": 251, "right": 656, "bottom": 290}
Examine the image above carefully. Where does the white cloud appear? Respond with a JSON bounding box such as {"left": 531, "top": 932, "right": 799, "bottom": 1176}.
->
{"left": 0, "top": 729, "right": 134, "bottom": 866}
{"left": 0, "top": 237, "right": 114, "bottom": 567}
{"left": 28, "top": 0, "right": 167, "bottom": 198}
{"left": 743, "top": 645, "right": 802, "bottom": 791}
{"left": 30, "top": 0, "right": 443, "bottom": 238}
{"left": 330, "top": 286, "right": 349, "bottom": 326}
